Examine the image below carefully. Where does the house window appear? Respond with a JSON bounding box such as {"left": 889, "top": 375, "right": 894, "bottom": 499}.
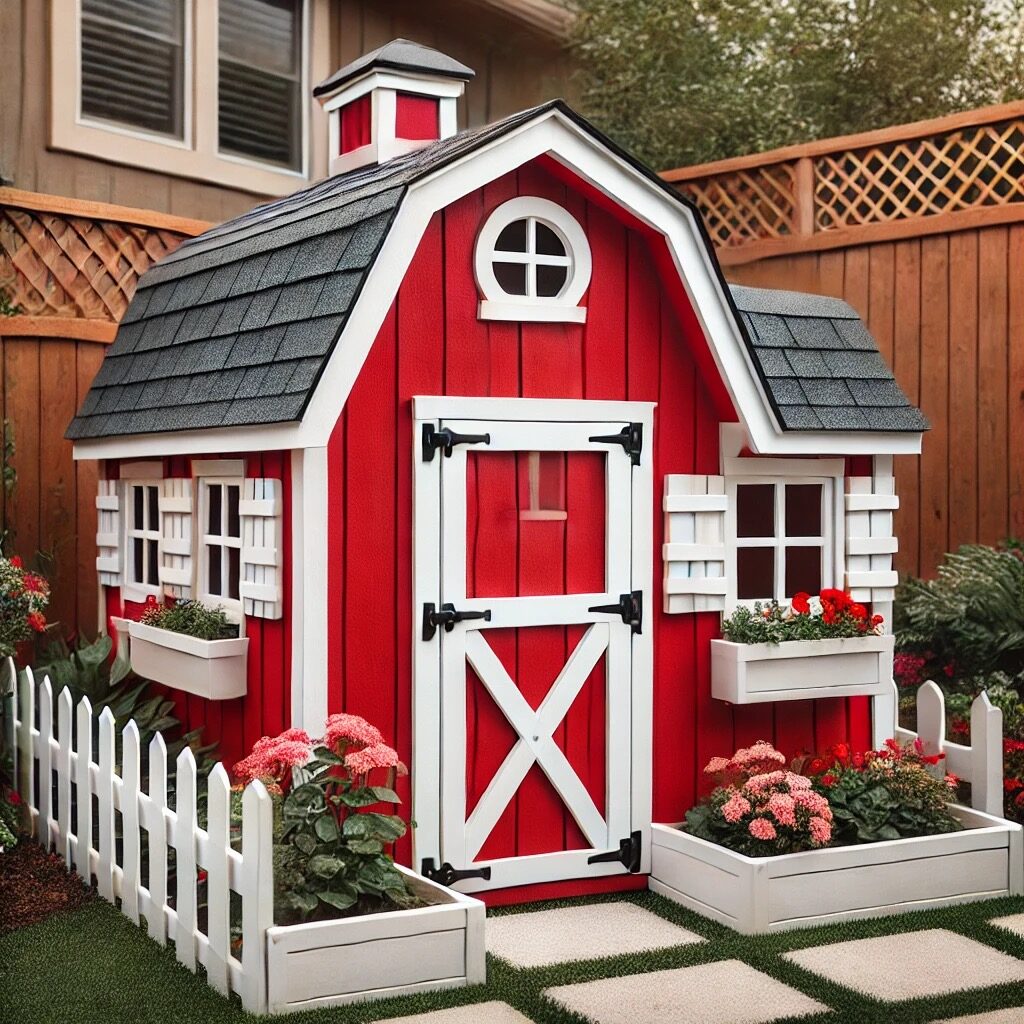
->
{"left": 53, "top": 0, "right": 324, "bottom": 195}
{"left": 125, "top": 482, "right": 162, "bottom": 600}
{"left": 198, "top": 479, "right": 243, "bottom": 615}
{"left": 475, "top": 196, "right": 592, "bottom": 323}
{"left": 728, "top": 479, "right": 833, "bottom": 605}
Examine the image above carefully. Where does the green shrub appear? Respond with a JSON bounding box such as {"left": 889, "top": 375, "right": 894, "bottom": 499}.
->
{"left": 141, "top": 600, "right": 238, "bottom": 641}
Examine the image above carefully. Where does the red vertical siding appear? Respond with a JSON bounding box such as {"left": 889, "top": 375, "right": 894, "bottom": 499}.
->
{"left": 395, "top": 94, "right": 440, "bottom": 141}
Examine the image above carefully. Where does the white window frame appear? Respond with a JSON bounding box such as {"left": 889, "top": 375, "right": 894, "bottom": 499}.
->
{"left": 475, "top": 196, "right": 592, "bottom": 324}
{"left": 122, "top": 478, "right": 163, "bottom": 603}
{"left": 50, "top": 0, "right": 329, "bottom": 197}
{"left": 195, "top": 473, "right": 245, "bottom": 622}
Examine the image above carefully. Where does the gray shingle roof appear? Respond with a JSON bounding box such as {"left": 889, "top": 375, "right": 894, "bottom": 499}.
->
{"left": 729, "top": 284, "right": 927, "bottom": 433}
{"left": 313, "top": 39, "right": 475, "bottom": 98}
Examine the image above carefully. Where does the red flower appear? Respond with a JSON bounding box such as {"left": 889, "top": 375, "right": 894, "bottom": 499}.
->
{"left": 849, "top": 603, "right": 867, "bottom": 620}
{"left": 943, "top": 661, "right": 956, "bottom": 677}
{"left": 1004, "top": 778, "right": 1023, "bottom": 793}
{"left": 822, "top": 608, "right": 837, "bottom": 626}
{"left": 807, "top": 757, "right": 826, "bottom": 774}
{"left": 820, "top": 773, "right": 837, "bottom": 787}
{"left": 791, "top": 592, "right": 811, "bottom": 615}
{"left": 197, "top": 869, "right": 208, "bottom": 883}
{"left": 9, "top": 556, "right": 22, "bottom": 569}
{"left": 26, "top": 612, "right": 46, "bottom": 633}
{"left": 871, "top": 614, "right": 884, "bottom": 626}
{"left": 8, "top": 791, "right": 21, "bottom": 806}
{"left": 819, "top": 588, "right": 849, "bottom": 610}
{"left": 22, "top": 573, "right": 46, "bottom": 594}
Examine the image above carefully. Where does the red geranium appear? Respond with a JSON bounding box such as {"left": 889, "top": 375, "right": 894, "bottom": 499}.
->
{"left": 791, "top": 592, "right": 811, "bottom": 615}
{"left": 819, "top": 587, "right": 849, "bottom": 610}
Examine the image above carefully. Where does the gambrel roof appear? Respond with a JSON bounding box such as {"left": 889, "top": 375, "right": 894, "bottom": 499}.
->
{"left": 67, "top": 100, "right": 923, "bottom": 447}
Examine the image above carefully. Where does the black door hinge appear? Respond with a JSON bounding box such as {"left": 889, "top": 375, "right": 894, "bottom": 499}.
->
{"left": 420, "top": 859, "right": 493, "bottom": 887}
{"left": 422, "top": 602, "right": 492, "bottom": 641}
{"left": 588, "top": 590, "right": 643, "bottom": 634}
{"left": 589, "top": 423, "right": 643, "bottom": 466}
{"left": 587, "top": 831, "right": 642, "bottom": 873}
{"left": 422, "top": 424, "right": 491, "bottom": 462}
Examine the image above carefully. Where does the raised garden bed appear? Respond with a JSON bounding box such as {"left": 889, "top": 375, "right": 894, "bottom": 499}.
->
{"left": 265, "top": 864, "right": 486, "bottom": 1014}
{"left": 127, "top": 620, "right": 248, "bottom": 700}
{"left": 710, "top": 634, "right": 895, "bottom": 704}
{"left": 649, "top": 807, "right": 1024, "bottom": 934}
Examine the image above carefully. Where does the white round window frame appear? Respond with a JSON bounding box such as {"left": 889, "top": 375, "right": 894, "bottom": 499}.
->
{"left": 474, "top": 196, "right": 592, "bottom": 324}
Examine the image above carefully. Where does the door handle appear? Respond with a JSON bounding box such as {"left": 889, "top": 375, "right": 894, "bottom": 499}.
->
{"left": 422, "top": 602, "right": 492, "bottom": 641}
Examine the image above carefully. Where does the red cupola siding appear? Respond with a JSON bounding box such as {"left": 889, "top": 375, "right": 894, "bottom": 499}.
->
{"left": 70, "top": 41, "right": 924, "bottom": 904}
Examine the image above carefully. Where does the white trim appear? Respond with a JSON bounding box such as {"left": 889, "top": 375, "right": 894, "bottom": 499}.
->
{"left": 121, "top": 479, "right": 163, "bottom": 603}
{"left": 191, "top": 459, "right": 245, "bottom": 477}
{"left": 474, "top": 196, "right": 591, "bottom": 323}
{"left": 120, "top": 460, "right": 163, "bottom": 480}
{"left": 195, "top": 477, "right": 245, "bottom": 622}
{"left": 413, "top": 396, "right": 656, "bottom": 422}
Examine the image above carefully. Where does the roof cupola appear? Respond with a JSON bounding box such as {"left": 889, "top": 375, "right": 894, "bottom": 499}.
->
{"left": 314, "top": 39, "right": 474, "bottom": 176}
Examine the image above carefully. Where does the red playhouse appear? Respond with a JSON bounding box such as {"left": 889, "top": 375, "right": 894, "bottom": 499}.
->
{"left": 68, "top": 39, "right": 925, "bottom": 905}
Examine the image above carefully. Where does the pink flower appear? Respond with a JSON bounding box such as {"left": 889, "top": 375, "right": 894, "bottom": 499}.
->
{"left": 234, "top": 735, "right": 311, "bottom": 784}
{"left": 704, "top": 757, "right": 730, "bottom": 775}
{"left": 809, "top": 816, "right": 832, "bottom": 845}
{"left": 345, "top": 742, "right": 402, "bottom": 776}
{"left": 792, "top": 789, "right": 832, "bottom": 819}
{"left": 748, "top": 817, "right": 777, "bottom": 841}
{"left": 767, "top": 792, "right": 796, "bottom": 826}
{"left": 744, "top": 770, "right": 786, "bottom": 793}
{"left": 323, "top": 713, "right": 384, "bottom": 751}
{"left": 721, "top": 793, "right": 752, "bottom": 823}
{"left": 784, "top": 772, "right": 812, "bottom": 791}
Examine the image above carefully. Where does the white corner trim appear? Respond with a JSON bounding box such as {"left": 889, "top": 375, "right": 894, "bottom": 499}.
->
{"left": 191, "top": 459, "right": 245, "bottom": 478}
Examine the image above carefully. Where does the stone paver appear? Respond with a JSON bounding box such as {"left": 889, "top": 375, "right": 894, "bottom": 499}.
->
{"left": 544, "top": 959, "right": 827, "bottom": 1024}
{"left": 933, "top": 1010, "right": 1024, "bottom": 1024}
{"left": 989, "top": 913, "right": 1024, "bottom": 939}
{"left": 486, "top": 903, "right": 703, "bottom": 969}
{"left": 784, "top": 929, "right": 1024, "bottom": 1001}
{"left": 372, "top": 1002, "right": 533, "bottom": 1024}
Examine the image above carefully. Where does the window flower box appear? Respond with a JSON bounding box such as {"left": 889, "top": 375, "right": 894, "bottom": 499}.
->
{"left": 710, "top": 634, "right": 895, "bottom": 704}
{"left": 649, "top": 809, "right": 1024, "bottom": 935}
{"left": 127, "top": 620, "right": 248, "bottom": 700}
{"left": 265, "top": 865, "right": 486, "bottom": 1014}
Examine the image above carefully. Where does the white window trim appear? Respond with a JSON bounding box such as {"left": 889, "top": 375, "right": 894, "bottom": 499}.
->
{"left": 122, "top": 479, "right": 163, "bottom": 603}
{"left": 475, "top": 196, "right": 592, "bottom": 323}
{"left": 195, "top": 475, "right": 245, "bottom": 622}
{"left": 50, "top": 0, "right": 330, "bottom": 197}
{"left": 724, "top": 471, "right": 845, "bottom": 611}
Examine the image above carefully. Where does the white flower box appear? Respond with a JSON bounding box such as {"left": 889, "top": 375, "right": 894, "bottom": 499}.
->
{"left": 127, "top": 620, "right": 248, "bottom": 700}
{"left": 649, "top": 808, "right": 1024, "bottom": 935}
{"left": 265, "top": 865, "right": 486, "bottom": 1014}
{"left": 711, "top": 634, "right": 895, "bottom": 704}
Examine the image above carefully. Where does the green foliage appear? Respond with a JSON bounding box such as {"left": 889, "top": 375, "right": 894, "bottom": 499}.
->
{"left": 722, "top": 598, "right": 878, "bottom": 644}
{"left": 0, "top": 290, "right": 20, "bottom": 317}
{"left": 141, "top": 600, "right": 239, "bottom": 641}
{"left": 273, "top": 746, "right": 417, "bottom": 924}
{"left": 571, "top": 0, "right": 1024, "bottom": 169}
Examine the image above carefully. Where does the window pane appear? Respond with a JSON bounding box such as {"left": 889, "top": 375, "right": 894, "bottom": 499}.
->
{"left": 536, "top": 264, "right": 569, "bottom": 297}
{"left": 785, "top": 546, "right": 822, "bottom": 597}
{"left": 147, "top": 538, "right": 160, "bottom": 586}
{"left": 227, "top": 485, "right": 241, "bottom": 538}
{"left": 147, "top": 486, "right": 159, "bottom": 530}
{"left": 535, "top": 222, "right": 566, "bottom": 256}
{"left": 494, "top": 262, "right": 528, "bottom": 296}
{"left": 737, "top": 546, "right": 775, "bottom": 601}
{"left": 495, "top": 219, "right": 528, "bottom": 253}
{"left": 209, "top": 545, "right": 223, "bottom": 595}
{"left": 133, "top": 486, "right": 144, "bottom": 530}
{"left": 785, "top": 483, "right": 823, "bottom": 538}
{"left": 133, "top": 537, "right": 144, "bottom": 584}
{"left": 228, "top": 546, "right": 241, "bottom": 600}
{"left": 736, "top": 484, "right": 774, "bottom": 538}
{"left": 219, "top": 0, "right": 302, "bottom": 169}
{"left": 208, "top": 485, "right": 222, "bottom": 535}
{"left": 81, "top": 0, "right": 184, "bottom": 138}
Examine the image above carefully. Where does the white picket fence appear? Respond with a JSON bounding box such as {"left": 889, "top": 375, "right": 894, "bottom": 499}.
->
{"left": 4, "top": 661, "right": 273, "bottom": 1014}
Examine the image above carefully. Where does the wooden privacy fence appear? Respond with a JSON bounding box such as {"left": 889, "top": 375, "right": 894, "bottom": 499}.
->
{"left": 663, "top": 101, "right": 1024, "bottom": 579}
{"left": 4, "top": 660, "right": 273, "bottom": 1014}
{"left": 0, "top": 188, "right": 208, "bottom": 640}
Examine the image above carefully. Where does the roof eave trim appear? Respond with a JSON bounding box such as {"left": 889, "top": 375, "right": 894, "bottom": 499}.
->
{"left": 71, "top": 420, "right": 305, "bottom": 461}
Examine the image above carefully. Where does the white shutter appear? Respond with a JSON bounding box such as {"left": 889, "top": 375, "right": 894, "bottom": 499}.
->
{"left": 96, "top": 479, "right": 122, "bottom": 587}
{"left": 845, "top": 457, "right": 899, "bottom": 610}
{"left": 158, "top": 478, "right": 193, "bottom": 598}
{"left": 663, "top": 475, "right": 727, "bottom": 613}
{"left": 240, "top": 478, "right": 283, "bottom": 620}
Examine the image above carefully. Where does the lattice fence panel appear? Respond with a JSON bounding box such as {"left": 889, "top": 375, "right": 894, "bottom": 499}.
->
{"left": 0, "top": 207, "right": 191, "bottom": 319}
{"left": 814, "top": 118, "right": 1024, "bottom": 230}
{"left": 676, "top": 163, "right": 798, "bottom": 246}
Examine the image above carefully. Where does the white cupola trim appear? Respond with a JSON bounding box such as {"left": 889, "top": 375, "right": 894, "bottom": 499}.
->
{"left": 314, "top": 39, "right": 474, "bottom": 176}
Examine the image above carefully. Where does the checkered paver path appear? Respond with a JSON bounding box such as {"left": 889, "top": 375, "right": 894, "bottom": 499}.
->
{"left": 372, "top": 1002, "right": 533, "bottom": 1024}
{"left": 933, "top": 1011, "right": 1024, "bottom": 1024}
{"left": 989, "top": 912, "right": 1024, "bottom": 939}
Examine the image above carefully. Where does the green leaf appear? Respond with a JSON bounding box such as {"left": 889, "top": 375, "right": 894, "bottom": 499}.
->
{"left": 312, "top": 746, "right": 345, "bottom": 765}
{"left": 343, "top": 812, "right": 406, "bottom": 842}
{"left": 367, "top": 786, "right": 401, "bottom": 804}
{"left": 293, "top": 831, "right": 317, "bottom": 855}
{"left": 316, "top": 889, "right": 357, "bottom": 912}
{"left": 346, "top": 839, "right": 384, "bottom": 855}
{"left": 314, "top": 814, "right": 340, "bottom": 842}
{"left": 308, "top": 854, "right": 344, "bottom": 879}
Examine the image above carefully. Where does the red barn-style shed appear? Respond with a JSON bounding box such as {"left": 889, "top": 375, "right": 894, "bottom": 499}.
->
{"left": 68, "top": 40, "right": 926, "bottom": 904}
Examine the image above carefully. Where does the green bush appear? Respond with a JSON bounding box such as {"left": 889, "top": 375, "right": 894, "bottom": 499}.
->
{"left": 141, "top": 600, "right": 238, "bottom": 641}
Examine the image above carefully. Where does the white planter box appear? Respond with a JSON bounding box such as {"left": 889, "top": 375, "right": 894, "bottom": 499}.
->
{"left": 711, "top": 634, "right": 895, "bottom": 704}
{"left": 127, "top": 620, "right": 248, "bottom": 700}
{"left": 265, "top": 866, "right": 486, "bottom": 1015}
{"left": 649, "top": 808, "right": 1024, "bottom": 935}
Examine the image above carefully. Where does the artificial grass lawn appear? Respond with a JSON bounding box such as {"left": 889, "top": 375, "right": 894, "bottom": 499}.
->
{"left": 3, "top": 891, "right": 1024, "bottom": 1024}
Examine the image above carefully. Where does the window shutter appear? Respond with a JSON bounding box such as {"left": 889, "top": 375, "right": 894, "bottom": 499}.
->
{"left": 663, "top": 475, "right": 727, "bottom": 613}
{"left": 96, "top": 479, "right": 122, "bottom": 587}
{"left": 844, "top": 467, "right": 899, "bottom": 608}
{"left": 158, "top": 478, "right": 193, "bottom": 599}
{"left": 240, "top": 478, "right": 283, "bottom": 620}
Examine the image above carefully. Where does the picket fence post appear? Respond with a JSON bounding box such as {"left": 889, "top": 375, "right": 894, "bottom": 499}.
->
{"left": 56, "top": 688, "right": 73, "bottom": 863}
{"left": 15, "top": 665, "right": 34, "bottom": 832}
{"left": 147, "top": 732, "right": 169, "bottom": 945}
{"left": 96, "top": 708, "right": 116, "bottom": 901}
{"left": 971, "top": 691, "right": 1003, "bottom": 818}
{"left": 240, "top": 779, "right": 273, "bottom": 1015}
{"left": 205, "top": 763, "right": 233, "bottom": 996}
{"left": 37, "top": 673, "right": 53, "bottom": 850}
{"left": 74, "top": 695, "right": 93, "bottom": 882}
{"left": 121, "top": 720, "right": 141, "bottom": 924}
{"left": 175, "top": 746, "right": 199, "bottom": 971}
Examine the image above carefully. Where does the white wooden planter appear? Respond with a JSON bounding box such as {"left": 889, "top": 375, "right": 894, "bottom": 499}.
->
{"left": 265, "top": 866, "right": 486, "bottom": 1014}
{"left": 127, "top": 620, "right": 248, "bottom": 700}
{"left": 711, "top": 634, "right": 895, "bottom": 704}
{"left": 649, "top": 808, "right": 1024, "bottom": 935}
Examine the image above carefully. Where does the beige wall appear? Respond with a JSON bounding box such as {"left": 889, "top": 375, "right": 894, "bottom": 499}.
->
{"left": 1, "top": 0, "right": 574, "bottom": 223}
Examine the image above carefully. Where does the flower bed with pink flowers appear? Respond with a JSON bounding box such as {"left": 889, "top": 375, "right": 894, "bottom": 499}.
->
{"left": 650, "top": 741, "right": 1023, "bottom": 934}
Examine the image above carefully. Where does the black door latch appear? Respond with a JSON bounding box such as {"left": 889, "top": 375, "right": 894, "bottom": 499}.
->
{"left": 422, "top": 602, "right": 492, "bottom": 641}
{"left": 589, "top": 423, "right": 643, "bottom": 465}
{"left": 420, "top": 859, "right": 493, "bottom": 887}
{"left": 588, "top": 590, "right": 643, "bottom": 634}
{"left": 587, "top": 831, "right": 642, "bottom": 873}
{"left": 422, "top": 424, "right": 491, "bottom": 461}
